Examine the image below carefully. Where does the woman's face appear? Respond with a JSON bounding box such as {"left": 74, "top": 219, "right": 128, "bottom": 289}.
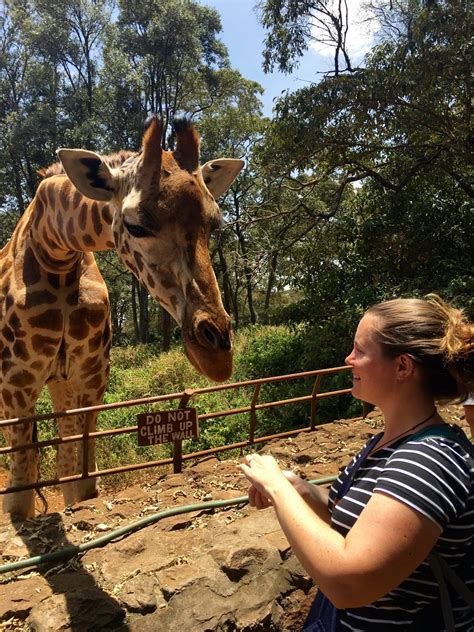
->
{"left": 345, "top": 313, "right": 399, "bottom": 407}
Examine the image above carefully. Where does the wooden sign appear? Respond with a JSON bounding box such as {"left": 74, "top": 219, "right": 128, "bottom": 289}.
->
{"left": 137, "top": 408, "right": 199, "bottom": 446}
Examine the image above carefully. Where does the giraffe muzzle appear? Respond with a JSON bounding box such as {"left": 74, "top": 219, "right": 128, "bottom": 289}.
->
{"left": 181, "top": 312, "right": 233, "bottom": 382}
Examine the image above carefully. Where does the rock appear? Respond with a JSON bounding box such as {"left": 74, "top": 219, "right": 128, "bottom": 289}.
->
{"left": 0, "top": 576, "right": 52, "bottom": 620}
{"left": 114, "top": 486, "right": 151, "bottom": 504}
{"left": 118, "top": 574, "right": 159, "bottom": 613}
{"left": 191, "top": 457, "right": 221, "bottom": 472}
{"left": 69, "top": 508, "right": 104, "bottom": 530}
{"left": 26, "top": 588, "right": 125, "bottom": 631}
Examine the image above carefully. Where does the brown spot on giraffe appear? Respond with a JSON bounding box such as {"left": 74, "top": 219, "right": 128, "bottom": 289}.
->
{"left": 10, "top": 370, "right": 36, "bottom": 387}
{"left": 88, "top": 330, "right": 103, "bottom": 352}
{"left": 59, "top": 178, "right": 70, "bottom": 211}
{"left": 2, "top": 390, "right": 13, "bottom": 409}
{"left": 91, "top": 202, "right": 102, "bottom": 236}
{"left": 47, "top": 273, "right": 60, "bottom": 290}
{"left": 65, "top": 268, "right": 78, "bottom": 286}
{"left": 31, "top": 333, "right": 59, "bottom": 356}
{"left": 8, "top": 312, "right": 27, "bottom": 336}
{"left": 83, "top": 234, "right": 96, "bottom": 248}
{"left": 14, "top": 391, "right": 27, "bottom": 409}
{"left": 23, "top": 248, "right": 42, "bottom": 286}
{"left": 12, "top": 340, "right": 29, "bottom": 362}
{"left": 79, "top": 203, "right": 88, "bottom": 231}
{"left": 80, "top": 355, "right": 102, "bottom": 377}
{"left": 85, "top": 375, "right": 103, "bottom": 390}
{"left": 28, "top": 309, "right": 63, "bottom": 331}
{"left": 102, "top": 205, "right": 113, "bottom": 225}
{"left": 134, "top": 251, "right": 144, "bottom": 272}
{"left": 25, "top": 289, "right": 57, "bottom": 307}
{"left": 66, "top": 290, "right": 80, "bottom": 306}
{"left": 2, "top": 325, "right": 14, "bottom": 343}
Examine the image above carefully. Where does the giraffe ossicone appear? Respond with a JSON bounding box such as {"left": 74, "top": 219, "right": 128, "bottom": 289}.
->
{"left": 0, "top": 117, "right": 243, "bottom": 518}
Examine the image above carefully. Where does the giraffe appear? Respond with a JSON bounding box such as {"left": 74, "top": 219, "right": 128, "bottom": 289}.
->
{"left": 0, "top": 117, "right": 244, "bottom": 518}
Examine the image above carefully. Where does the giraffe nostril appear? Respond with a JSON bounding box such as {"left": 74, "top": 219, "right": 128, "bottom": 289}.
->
{"left": 221, "top": 331, "right": 231, "bottom": 351}
{"left": 196, "top": 322, "right": 231, "bottom": 351}
{"left": 202, "top": 324, "right": 217, "bottom": 347}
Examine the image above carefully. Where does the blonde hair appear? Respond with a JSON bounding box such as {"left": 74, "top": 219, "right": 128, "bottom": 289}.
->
{"left": 366, "top": 294, "right": 474, "bottom": 401}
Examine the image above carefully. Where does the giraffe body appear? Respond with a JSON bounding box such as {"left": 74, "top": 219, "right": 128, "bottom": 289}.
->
{"left": 1, "top": 119, "right": 243, "bottom": 517}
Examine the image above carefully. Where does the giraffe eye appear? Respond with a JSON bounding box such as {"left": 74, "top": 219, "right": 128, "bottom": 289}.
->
{"left": 123, "top": 220, "right": 152, "bottom": 238}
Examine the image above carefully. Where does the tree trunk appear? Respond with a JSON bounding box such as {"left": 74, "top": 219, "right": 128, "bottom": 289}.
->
{"left": 217, "top": 243, "right": 232, "bottom": 315}
{"left": 161, "top": 308, "right": 171, "bottom": 351}
{"left": 244, "top": 261, "right": 257, "bottom": 325}
{"left": 263, "top": 251, "right": 278, "bottom": 323}
{"left": 233, "top": 194, "right": 256, "bottom": 325}
{"left": 138, "top": 284, "right": 149, "bottom": 343}
{"left": 131, "top": 277, "right": 140, "bottom": 342}
{"left": 132, "top": 277, "right": 149, "bottom": 342}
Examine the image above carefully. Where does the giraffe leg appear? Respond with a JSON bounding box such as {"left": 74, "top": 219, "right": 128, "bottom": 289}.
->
{"left": 47, "top": 379, "right": 103, "bottom": 507}
{"left": 1, "top": 413, "right": 39, "bottom": 519}
{"left": 74, "top": 410, "right": 100, "bottom": 502}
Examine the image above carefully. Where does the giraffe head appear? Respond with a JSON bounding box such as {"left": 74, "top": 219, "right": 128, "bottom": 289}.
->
{"left": 57, "top": 118, "right": 243, "bottom": 382}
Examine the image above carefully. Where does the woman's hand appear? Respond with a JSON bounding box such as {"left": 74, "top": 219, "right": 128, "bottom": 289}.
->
{"left": 281, "top": 470, "right": 308, "bottom": 495}
{"left": 246, "top": 469, "right": 311, "bottom": 510}
{"left": 239, "top": 453, "right": 288, "bottom": 509}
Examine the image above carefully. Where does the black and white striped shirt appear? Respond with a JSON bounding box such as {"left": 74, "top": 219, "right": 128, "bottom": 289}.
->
{"left": 328, "top": 429, "right": 474, "bottom": 631}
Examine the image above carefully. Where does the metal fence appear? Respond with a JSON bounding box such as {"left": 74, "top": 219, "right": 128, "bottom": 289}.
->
{"left": 0, "top": 364, "right": 360, "bottom": 496}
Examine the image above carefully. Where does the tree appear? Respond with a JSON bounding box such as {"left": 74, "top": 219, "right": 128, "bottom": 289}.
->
{"left": 255, "top": 0, "right": 472, "bottom": 376}
{"left": 259, "top": 0, "right": 355, "bottom": 75}
{"left": 258, "top": 0, "right": 472, "bottom": 200}
{"left": 0, "top": 0, "right": 113, "bottom": 217}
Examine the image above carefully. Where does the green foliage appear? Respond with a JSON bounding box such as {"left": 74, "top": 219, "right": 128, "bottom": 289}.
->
{"left": 235, "top": 324, "right": 305, "bottom": 378}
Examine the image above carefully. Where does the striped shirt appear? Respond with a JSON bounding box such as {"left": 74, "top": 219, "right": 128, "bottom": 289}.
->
{"left": 328, "top": 429, "right": 474, "bottom": 631}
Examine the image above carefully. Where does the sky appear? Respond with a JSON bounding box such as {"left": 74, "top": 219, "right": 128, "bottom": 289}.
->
{"left": 197, "top": 0, "right": 376, "bottom": 116}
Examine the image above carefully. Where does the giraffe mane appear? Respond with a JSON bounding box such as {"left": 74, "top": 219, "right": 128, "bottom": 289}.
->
{"left": 37, "top": 150, "right": 138, "bottom": 179}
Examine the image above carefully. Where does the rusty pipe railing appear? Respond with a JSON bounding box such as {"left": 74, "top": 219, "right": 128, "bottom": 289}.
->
{"left": 0, "top": 365, "right": 354, "bottom": 495}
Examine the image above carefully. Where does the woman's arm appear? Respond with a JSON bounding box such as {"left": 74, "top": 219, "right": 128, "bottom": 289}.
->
{"left": 240, "top": 454, "right": 441, "bottom": 609}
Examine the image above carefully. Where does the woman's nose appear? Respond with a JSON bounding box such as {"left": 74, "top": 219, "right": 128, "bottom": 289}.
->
{"left": 345, "top": 349, "right": 355, "bottom": 365}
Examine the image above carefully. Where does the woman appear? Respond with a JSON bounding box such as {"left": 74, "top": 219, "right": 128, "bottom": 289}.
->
{"left": 240, "top": 295, "right": 473, "bottom": 631}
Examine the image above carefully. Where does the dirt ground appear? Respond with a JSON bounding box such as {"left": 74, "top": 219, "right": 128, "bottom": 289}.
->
{"left": 0, "top": 403, "right": 471, "bottom": 631}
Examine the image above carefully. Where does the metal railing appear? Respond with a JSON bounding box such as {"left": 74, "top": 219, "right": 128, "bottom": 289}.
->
{"left": 0, "top": 365, "right": 358, "bottom": 496}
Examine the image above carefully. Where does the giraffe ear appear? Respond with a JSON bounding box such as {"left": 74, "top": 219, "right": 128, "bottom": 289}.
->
{"left": 201, "top": 159, "right": 245, "bottom": 199}
{"left": 57, "top": 149, "right": 117, "bottom": 202}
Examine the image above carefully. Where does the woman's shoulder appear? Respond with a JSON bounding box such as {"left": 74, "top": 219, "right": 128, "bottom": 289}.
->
{"left": 377, "top": 427, "right": 473, "bottom": 526}
{"left": 394, "top": 425, "right": 472, "bottom": 480}
{"left": 406, "top": 425, "right": 473, "bottom": 464}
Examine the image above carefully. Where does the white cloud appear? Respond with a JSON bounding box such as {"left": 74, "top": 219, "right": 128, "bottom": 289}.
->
{"left": 309, "top": 0, "right": 377, "bottom": 62}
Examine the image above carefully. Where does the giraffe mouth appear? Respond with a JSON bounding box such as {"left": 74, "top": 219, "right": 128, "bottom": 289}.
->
{"left": 182, "top": 315, "right": 233, "bottom": 382}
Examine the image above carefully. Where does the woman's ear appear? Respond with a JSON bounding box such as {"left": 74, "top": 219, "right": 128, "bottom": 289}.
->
{"left": 395, "top": 354, "right": 417, "bottom": 381}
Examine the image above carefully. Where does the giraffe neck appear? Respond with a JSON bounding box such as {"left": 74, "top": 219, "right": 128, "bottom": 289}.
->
{"left": 27, "top": 175, "right": 116, "bottom": 272}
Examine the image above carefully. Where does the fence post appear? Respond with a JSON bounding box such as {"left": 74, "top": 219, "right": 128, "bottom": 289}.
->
{"left": 81, "top": 413, "right": 91, "bottom": 479}
{"left": 310, "top": 375, "right": 322, "bottom": 430}
{"left": 173, "top": 388, "right": 194, "bottom": 474}
{"left": 249, "top": 384, "right": 261, "bottom": 445}
{"left": 362, "top": 401, "right": 372, "bottom": 419}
